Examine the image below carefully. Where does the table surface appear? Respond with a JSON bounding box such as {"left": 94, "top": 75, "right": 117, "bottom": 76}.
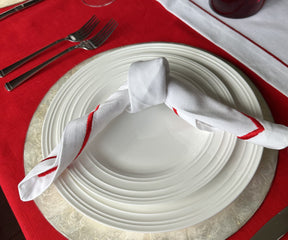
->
{"left": 0, "top": 0, "right": 288, "bottom": 239}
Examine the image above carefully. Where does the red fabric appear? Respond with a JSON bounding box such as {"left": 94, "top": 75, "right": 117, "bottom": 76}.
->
{"left": 74, "top": 104, "right": 100, "bottom": 160}
{"left": 172, "top": 107, "right": 179, "bottom": 116}
{"left": 0, "top": 0, "right": 287, "bottom": 239}
{"left": 237, "top": 113, "right": 265, "bottom": 140}
{"left": 38, "top": 156, "right": 57, "bottom": 177}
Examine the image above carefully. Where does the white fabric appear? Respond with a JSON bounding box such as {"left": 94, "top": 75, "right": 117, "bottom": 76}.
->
{"left": 0, "top": 0, "right": 25, "bottom": 8}
{"left": 18, "top": 58, "right": 288, "bottom": 201}
{"left": 156, "top": 0, "right": 288, "bottom": 97}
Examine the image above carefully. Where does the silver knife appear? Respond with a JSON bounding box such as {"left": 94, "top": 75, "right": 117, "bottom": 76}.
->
{"left": 0, "top": 0, "right": 44, "bottom": 20}
{"left": 251, "top": 206, "right": 288, "bottom": 240}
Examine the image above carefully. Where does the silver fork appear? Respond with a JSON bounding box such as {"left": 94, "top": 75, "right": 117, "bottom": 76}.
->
{"left": 5, "top": 19, "right": 118, "bottom": 91}
{"left": 0, "top": 15, "right": 99, "bottom": 77}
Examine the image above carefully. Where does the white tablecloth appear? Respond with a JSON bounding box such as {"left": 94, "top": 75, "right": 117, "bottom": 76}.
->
{"left": 157, "top": 0, "right": 288, "bottom": 97}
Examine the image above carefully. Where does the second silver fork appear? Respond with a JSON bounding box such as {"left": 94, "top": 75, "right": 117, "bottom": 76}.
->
{"left": 0, "top": 15, "right": 99, "bottom": 77}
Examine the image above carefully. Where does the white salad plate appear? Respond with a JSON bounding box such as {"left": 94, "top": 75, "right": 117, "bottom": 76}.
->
{"left": 41, "top": 43, "right": 263, "bottom": 232}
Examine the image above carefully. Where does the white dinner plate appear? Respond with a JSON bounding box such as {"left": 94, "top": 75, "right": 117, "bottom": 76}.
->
{"left": 41, "top": 43, "right": 263, "bottom": 232}
{"left": 42, "top": 55, "right": 236, "bottom": 203}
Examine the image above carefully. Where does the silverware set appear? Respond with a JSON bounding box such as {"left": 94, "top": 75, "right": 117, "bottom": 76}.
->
{"left": 1, "top": 15, "right": 117, "bottom": 91}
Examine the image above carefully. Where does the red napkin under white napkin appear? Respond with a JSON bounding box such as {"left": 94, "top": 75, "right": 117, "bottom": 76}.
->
{"left": 18, "top": 57, "right": 288, "bottom": 201}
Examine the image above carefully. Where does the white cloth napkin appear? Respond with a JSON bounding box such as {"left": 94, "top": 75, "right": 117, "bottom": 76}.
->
{"left": 18, "top": 57, "right": 288, "bottom": 201}
{"left": 156, "top": 0, "right": 288, "bottom": 97}
{"left": 0, "top": 0, "right": 25, "bottom": 8}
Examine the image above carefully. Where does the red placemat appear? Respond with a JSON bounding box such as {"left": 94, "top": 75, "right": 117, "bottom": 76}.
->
{"left": 0, "top": 0, "right": 287, "bottom": 239}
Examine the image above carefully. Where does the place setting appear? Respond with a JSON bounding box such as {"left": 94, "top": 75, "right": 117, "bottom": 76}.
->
{"left": 1, "top": 0, "right": 288, "bottom": 239}
{"left": 20, "top": 40, "right": 288, "bottom": 238}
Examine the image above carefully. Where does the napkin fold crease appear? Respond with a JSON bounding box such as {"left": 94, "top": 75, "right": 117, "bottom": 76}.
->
{"left": 19, "top": 57, "right": 288, "bottom": 201}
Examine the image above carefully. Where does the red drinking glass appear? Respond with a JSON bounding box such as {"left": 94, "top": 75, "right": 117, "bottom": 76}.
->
{"left": 209, "top": 0, "right": 265, "bottom": 18}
